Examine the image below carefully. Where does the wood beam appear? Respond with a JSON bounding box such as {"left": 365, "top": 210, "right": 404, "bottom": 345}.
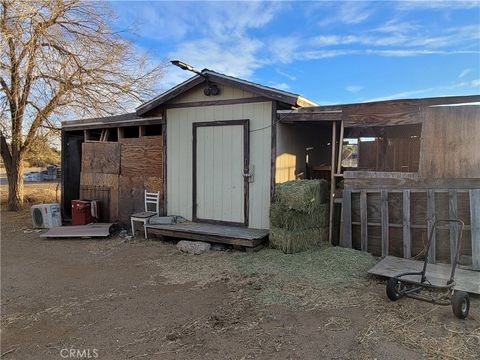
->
{"left": 403, "top": 190, "right": 411, "bottom": 258}
{"left": 427, "top": 189, "right": 436, "bottom": 264}
{"left": 381, "top": 190, "right": 389, "bottom": 257}
{"left": 328, "top": 121, "right": 337, "bottom": 244}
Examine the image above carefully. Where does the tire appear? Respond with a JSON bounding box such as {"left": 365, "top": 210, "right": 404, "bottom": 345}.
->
{"left": 386, "top": 277, "right": 403, "bottom": 301}
{"left": 452, "top": 291, "right": 469, "bottom": 319}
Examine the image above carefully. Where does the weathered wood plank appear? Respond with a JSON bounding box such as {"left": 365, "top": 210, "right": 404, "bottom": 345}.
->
{"left": 328, "top": 121, "right": 337, "bottom": 244}
{"left": 343, "top": 171, "right": 480, "bottom": 190}
{"left": 402, "top": 190, "right": 411, "bottom": 258}
{"left": 337, "top": 120, "right": 344, "bottom": 174}
{"left": 420, "top": 106, "right": 480, "bottom": 179}
{"left": 360, "top": 190, "right": 368, "bottom": 251}
{"left": 341, "top": 189, "right": 352, "bottom": 248}
{"left": 381, "top": 190, "right": 389, "bottom": 257}
{"left": 427, "top": 189, "right": 436, "bottom": 264}
{"left": 469, "top": 189, "right": 480, "bottom": 270}
{"left": 368, "top": 256, "right": 480, "bottom": 294}
{"left": 448, "top": 190, "right": 459, "bottom": 264}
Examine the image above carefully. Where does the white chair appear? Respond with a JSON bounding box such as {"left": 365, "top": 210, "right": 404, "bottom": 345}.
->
{"left": 130, "top": 190, "right": 160, "bottom": 239}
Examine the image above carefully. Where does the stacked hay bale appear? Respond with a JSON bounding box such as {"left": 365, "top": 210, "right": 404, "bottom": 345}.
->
{"left": 270, "top": 180, "right": 329, "bottom": 254}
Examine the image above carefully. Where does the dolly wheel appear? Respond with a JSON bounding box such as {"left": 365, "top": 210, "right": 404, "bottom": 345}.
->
{"left": 386, "top": 278, "right": 403, "bottom": 301}
{"left": 452, "top": 291, "right": 470, "bottom": 319}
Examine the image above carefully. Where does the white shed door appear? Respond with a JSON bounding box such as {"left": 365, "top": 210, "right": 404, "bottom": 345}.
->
{"left": 194, "top": 122, "right": 248, "bottom": 225}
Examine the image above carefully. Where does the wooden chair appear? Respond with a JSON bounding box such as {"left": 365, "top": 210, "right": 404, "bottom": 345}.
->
{"left": 130, "top": 190, "right": 160, "bottom": 239}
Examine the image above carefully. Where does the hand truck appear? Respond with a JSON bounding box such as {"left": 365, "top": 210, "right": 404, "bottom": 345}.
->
{"left": 386, "top": 219, "right": 470, "bottom": 319}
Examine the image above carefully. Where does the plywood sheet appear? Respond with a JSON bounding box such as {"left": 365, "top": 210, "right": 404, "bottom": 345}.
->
{"left": 369, "top": 256, "right": 480, "bottom": 294}
{"left": 119, "top": 136, "right": 163, "bottom": 177}
{"left": 118, "top": 175, "right": 163, "bottom": 222}
{"left": 40, "top": 223, "right": 112, "bottom": 238}
{"left": 81, "top": 142, "right": 120, "bottom": 174}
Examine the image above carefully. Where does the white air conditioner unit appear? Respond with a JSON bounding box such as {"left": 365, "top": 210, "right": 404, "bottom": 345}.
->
{"left": 31, "top": 203, "right": 62, "bottom": 228}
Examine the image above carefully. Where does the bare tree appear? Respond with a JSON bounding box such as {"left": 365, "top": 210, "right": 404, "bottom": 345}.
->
{"left": 0, "top": 0, "right": 163, "bottom": 210}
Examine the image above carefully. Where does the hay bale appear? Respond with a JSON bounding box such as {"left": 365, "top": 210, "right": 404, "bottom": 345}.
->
{"left": 269, "top": 226, "right": 328, "bottom": 254}
{"left": 275, "top": 180, "right": 328, "bottom": 213}
{"left": 270, "top": 202, "right": 329, "bottom": 230}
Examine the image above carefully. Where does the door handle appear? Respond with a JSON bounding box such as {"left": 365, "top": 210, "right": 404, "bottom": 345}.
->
{"left": 243, "top": 165, "right": 254, "bottom": 183}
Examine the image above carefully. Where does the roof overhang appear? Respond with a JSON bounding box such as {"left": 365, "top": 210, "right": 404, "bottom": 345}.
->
{"left": 278, "top": 95, "right": 480, "bottom": 127}
{"left": 62, "top": 113, "right": 164, "bottom": 131}
{"left": 136, "top": 70, "right": 317, "bottom": 115}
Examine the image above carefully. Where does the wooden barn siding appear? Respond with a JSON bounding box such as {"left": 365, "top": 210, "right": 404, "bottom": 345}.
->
{"left": 348, "top": 189, "right": 472, "bottom": 262}
{"left": 79, "top": 136, "right": 164, "bottom": 223}
{"left": 342, "top": 106, "right": 480, "bottom": 268}
{"left": 420, "top": 106, "right": 480, "bottom": 178}
{"left": 166, "top": 99, "right": 272, "bottom": 230}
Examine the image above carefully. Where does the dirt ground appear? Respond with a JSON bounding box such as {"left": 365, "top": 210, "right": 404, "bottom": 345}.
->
{"left": 1, "top": 208, "right": 479, "bottom": 360}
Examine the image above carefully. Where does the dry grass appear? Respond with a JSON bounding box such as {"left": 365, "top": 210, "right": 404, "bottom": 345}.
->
{"left": 232, "top": 245, "right": 378, "bottom": 310}
{"left": 0, "top": 182, "right": 60, "bottom": 207}
{"left": 143, "top": 242, "right": 479, "bottom": 359}
{"left": 145, "top": 243, "right": 377, "bottom": 310}
{"left": 357, "top": 297, "right": 480, "bottom": 360}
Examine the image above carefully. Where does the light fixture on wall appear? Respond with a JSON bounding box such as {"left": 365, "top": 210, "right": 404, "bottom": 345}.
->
{"left": 171, "top": 60, "right": 221, "bottom": 97}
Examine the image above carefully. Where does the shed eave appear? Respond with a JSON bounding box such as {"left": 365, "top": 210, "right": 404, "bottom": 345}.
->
{"left": 135, "top": 70, "right": 317, "bottom": 115}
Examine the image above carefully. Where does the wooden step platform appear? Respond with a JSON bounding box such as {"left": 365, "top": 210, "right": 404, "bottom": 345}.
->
{"left": 146, "top": 222, "right": 269, "bottom": 248}
{"left": 369, "top": 256, "right": 480, "bottom": 294}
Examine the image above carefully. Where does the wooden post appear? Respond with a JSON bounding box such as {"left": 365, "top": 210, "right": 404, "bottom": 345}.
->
{"left": 139, "top": 125, "right": 145, "bottom": 137}
{"left": 403, "top": 190, "right": 411, "bottom": 258}
{"left": 448, "top": 190, "right": 459, "bottom": 264}
{"left": 270, "top": 101, "right": 277, "bottom": 202}
{"left": 336, "top": 120, "right": 344, "bottom": 174}
{"left": 117, "top": 127, "right": 124, "bottom": 139}
{"left": 381, "top": 190, "right": 389, "bottom": 257}
{"left": 469, "top": 189, "right": 480, "bottom": 270}
{"left": 341, "top": 188, "right": 352, "bottom": 248}
{"left": 360, "top": 189, "right": 368, "bottom": 252}
{"left": 328, "top": 121, "right": 337, "bottom": 244}
{"left": 427, "top": 189, "right": 436, "bottom": 264}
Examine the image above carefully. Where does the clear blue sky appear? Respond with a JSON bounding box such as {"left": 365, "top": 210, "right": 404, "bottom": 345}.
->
{"left": 110, "top": 1, "right": 480, "bottom": 105}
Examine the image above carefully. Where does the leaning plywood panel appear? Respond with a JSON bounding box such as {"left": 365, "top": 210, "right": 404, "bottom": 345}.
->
{"left": 118, "top": 175, "right": 163, "bottom": 223}
{"left": 81, "top": 142, "right": 120, "bottom": 174}
{"left": 420, "top": 105, "right": 480, "bottom": 179}
{"left": 80, "top": 172, "right": 119, "bottom": 222}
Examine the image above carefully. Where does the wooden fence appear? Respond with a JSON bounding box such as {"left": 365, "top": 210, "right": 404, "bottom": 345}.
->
{"left": 341, "top": 188, "right": 480, "bottom": 270}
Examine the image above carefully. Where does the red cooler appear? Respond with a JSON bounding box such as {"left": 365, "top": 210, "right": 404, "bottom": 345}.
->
{"left": 71, "top": 200, "right": 92, "bottom": 225}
